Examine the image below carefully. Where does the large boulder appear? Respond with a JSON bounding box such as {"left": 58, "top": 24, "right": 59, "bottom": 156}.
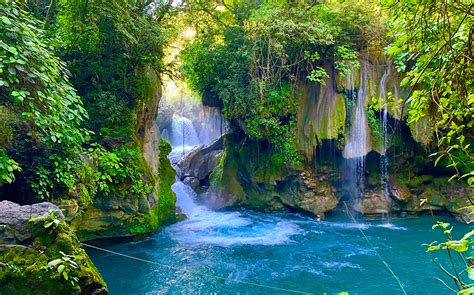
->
{"left": 0, "top": 201, "right": 64, "bottom": 244}
{"left": 354, "top": 189, "right": 393, "bottom": 217}
{"left": 278, "top": 171, "right": 339, "bottom": 217}
{"left": 174, "top": 137, "right": 224, "bottom": 183}
{"left": 0, "top": 201, "right": 107, "bottom": 294}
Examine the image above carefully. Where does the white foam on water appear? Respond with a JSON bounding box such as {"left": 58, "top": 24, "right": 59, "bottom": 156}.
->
{"left": 322, "top": 261, "right": 361, "bottom": 269}
{"left": 324, "top": 222, "right": 370, "bottom": 230}
{"left": 170, "top": 182, "right": 303, "bottom": 247}
{"left": 376, "top": 223, "right": 407, "bottom": 231}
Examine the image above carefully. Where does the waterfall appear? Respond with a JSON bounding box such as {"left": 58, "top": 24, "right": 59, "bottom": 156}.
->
{"left": 164, "top": 104, "right": 226, "bottom": 149}
{"left": 342, "top": 64, "right": 371, "bottom": 201}
{"left": 343, "top": 64, "right": 370, "bottom": 159}
{"left": 170, "top": 114, "right": 201, "bottom": 148}
{"left": 379, "top": 67, "right": 390, "bottom": 198}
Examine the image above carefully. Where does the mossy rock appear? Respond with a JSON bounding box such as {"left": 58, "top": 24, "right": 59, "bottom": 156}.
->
{"left": 0, "top": 217, "right": 107, "bottom": 294}
{"left": 71, "top": 140, "right": 177, "bottom": 241}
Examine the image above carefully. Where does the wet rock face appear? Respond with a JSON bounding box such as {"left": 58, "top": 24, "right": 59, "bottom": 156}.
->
{"left": 174, "top": 137, "right": 224, "bottom": 185}
{"left": 207, "top": 133, "right": 339, "bottom": 216}
{"left": 354, "top": 190, "right": 393, "bottom": 217}
{"left": 387, "top": 175, "right": 473, "bottom": 222}
{"left": 0, "top": 201, "right": 107, "bottom": 294}
{"left": 278, "top": 171, "right": 339, "bottom": 216}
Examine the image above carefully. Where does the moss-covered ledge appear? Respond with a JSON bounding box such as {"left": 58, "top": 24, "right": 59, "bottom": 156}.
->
{"left": 71, "top": 140, "right": 177, "bottom": 241}
{"left": 0, "top": 201, "right": 107, "bottom": 294}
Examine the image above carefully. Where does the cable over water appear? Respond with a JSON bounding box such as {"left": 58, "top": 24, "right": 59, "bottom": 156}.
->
{"left": 81, "top": 242, "right": 313, "bottom": 294}
{"left": 342, "top": 202, "right": 407, "bottom": 295}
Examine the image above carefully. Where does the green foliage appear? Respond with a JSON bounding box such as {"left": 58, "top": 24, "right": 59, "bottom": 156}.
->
{"left": 384, "top": 0, "right": 473, "bottom": 181}
{"left": 245, "top": 83, "right": 301, "bottom": 164}
{"left": 56, "top": 0, "right": 166, "bottom": 146}
{"left": 0, "top": 148, "right": 21, "bottom": 185}
{"left": 0, "top": 4, "right": 88, "bottom": 149}
{"left": 43, "top": 210, "right": 61, "bottom": 229}
{"left": 367, "top": 106, "right": 383, "bottom": 142}
{"left": 386, "top": 3, "right": 473, "bottom": 289}
{"left": 31, "top": 156, "right": 83, "bottom": 201}
{"left": 181, "top": 1, "right": 382, "bottom": 164}
{"left": 0, "top": 3, "right": 88, "bottom": 202}
{"left": 1, "top": 1, "right": 168, "bottom": 204}
{"left": 87, "top": 144, "right": 153, "bottom": 197}
{"left": 425, "top": 221, "right": 474, "bottom": 292}
{"left": 157, "top": 140, "right": 177, "bottom": 223}
{"left": 41, "top": 251, "right": 79, "bottom": 287}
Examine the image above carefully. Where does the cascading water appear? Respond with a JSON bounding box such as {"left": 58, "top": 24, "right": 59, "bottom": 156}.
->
{"left": 170, "top": 181, "right": 302, "bottom": 247}
{"left": 170, "top": 114, "right": 201, "bottom": 150}
{"left": 163, "top": 104, "right": 226, "bottom": 160}
{"left": 163, "top": 104, "right": 303, "bottom": 246}
{"left": 343, "top": 64, "right": 370, "bottom": 159}
{"left": 343, "top": 64, "right": 370, "bottom": 200}
{"left": 379, "top": 67, "right": 390, "bottom": 198}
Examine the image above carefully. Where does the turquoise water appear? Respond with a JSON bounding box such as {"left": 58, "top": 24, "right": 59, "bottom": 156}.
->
{"left": 88, "top": 183, "right": 468, "bottom": 295}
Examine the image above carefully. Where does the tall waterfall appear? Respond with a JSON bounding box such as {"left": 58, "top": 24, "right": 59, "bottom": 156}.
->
{"left": 343, "top": 64, "right": 370, "bottom": 160}
{"left": 379, "top": 67, "right": 390, "bottom": 198}
{"left": 163, "top": 105, "right": 226, "bottom": 160}
{"left": 342, "top": 64, "right": 371, "bottom": 201}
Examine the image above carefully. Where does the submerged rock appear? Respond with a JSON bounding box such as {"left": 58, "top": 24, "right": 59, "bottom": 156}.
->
{"left": 0, "top": 201, "right": 107, "bottom": 294}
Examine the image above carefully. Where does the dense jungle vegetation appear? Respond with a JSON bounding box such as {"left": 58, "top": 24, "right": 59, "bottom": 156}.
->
{"left": 0, "top": 0, "right": 175, "bottom": 205}
{"left": 0, "top": 0, "right": 473, "bottom": 293}
{"left": 1, "top": 0, "right": 471, "bottom": 215}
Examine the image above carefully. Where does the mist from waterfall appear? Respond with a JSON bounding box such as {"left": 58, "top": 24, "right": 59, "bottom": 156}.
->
{"left": 196, "top": 106, "right": 226, "bottom": 144}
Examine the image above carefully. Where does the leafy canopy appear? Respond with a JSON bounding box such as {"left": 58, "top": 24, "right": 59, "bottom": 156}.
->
{"left": 181, "top": 0, "right": 383, "bottom": 164}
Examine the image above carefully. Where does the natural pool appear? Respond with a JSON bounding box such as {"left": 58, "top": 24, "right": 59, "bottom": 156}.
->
{"left": 88, "top": 183, "right": 468, "bottom": 295}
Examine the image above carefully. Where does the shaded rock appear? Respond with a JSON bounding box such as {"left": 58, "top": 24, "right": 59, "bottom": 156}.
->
{"left": 175, "top": 137, "right": 224, "bottom": 182}
{"left": 0, "top": 201, "right": 64, "bottom": 244}
{"left": 56, "top": 199, "right": 79, "bottom": 222}
{"left": 208, "top": 133, "right": 339, "bottom": 217}
{"left": 354, "top": 190, "right": 392, "bottom": 216}
{"left": 183, "top": 177, "right": 200, "bottom": 190}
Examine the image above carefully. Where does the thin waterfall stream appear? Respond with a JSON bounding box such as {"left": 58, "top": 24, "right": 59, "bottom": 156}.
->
{"left": 379, "top": 66, "right": 390, "bottom": 198}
